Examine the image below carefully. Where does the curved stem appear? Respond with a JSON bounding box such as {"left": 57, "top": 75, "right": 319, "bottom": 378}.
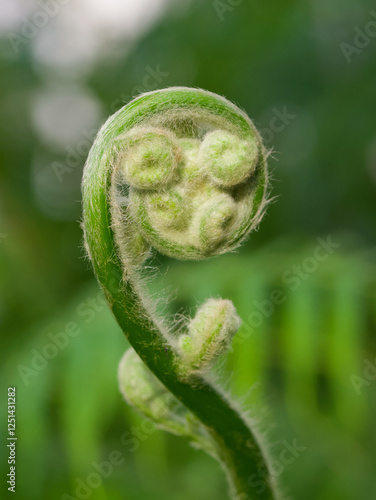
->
{"left": 82, "top": 88, "right": 276, "bottom": 499}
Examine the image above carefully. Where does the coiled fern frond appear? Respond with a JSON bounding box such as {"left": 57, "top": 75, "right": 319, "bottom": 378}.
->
{"left": 82, "top": 87, "right": 276, "bottom": 500}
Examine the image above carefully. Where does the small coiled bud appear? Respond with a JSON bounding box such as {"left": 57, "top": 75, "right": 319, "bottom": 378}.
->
{"left": 178, "top": 298, "right": 241, "bottom": 377}
{"left": 199, "top": 130, "right": 259, "bottom": 187}
{"left": 118, "top": 348, "right": 183, "bottom": 426}
{"left": 118, "top": 348, "right": 216, "bottom": 453}
{"left": 197, "top": 193, "right": 237, "bottom": 251}
{"left": 142, "top": 190, "right": 188, "bottom": 230}
{"left": 120, "top": 127, "right": 181, "bottom": 190}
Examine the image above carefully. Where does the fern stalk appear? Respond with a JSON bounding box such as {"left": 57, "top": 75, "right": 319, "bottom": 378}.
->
{"left": 82, "top": 87, "right": 276, "bottom": 499}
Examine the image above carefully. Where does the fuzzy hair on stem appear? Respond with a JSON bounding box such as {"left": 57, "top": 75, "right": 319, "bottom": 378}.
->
{"left": 82, "top": 87, "right": 278, "bottom": 500}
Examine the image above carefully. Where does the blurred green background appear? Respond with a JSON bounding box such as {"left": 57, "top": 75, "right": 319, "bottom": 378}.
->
{"left": 1, "top": 0, "right": 376, "bottom": 499}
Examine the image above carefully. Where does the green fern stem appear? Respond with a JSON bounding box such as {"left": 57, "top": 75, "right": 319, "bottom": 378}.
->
{"left": 82, "top": 87, "right": 276, "bottom": 500}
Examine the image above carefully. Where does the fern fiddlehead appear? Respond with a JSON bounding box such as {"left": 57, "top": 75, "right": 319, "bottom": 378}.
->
{"left": 82, "top": 87, "right": 276, "bottom": 499}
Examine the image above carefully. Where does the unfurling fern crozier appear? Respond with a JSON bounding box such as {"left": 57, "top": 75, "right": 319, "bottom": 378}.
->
{"left": 82, "top": 87, "right": 276, "bottom": 500}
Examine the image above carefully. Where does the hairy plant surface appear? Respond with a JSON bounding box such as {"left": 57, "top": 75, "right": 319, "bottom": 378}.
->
{"left": 82, "top": 87, "right": 277, "bottom": 500}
